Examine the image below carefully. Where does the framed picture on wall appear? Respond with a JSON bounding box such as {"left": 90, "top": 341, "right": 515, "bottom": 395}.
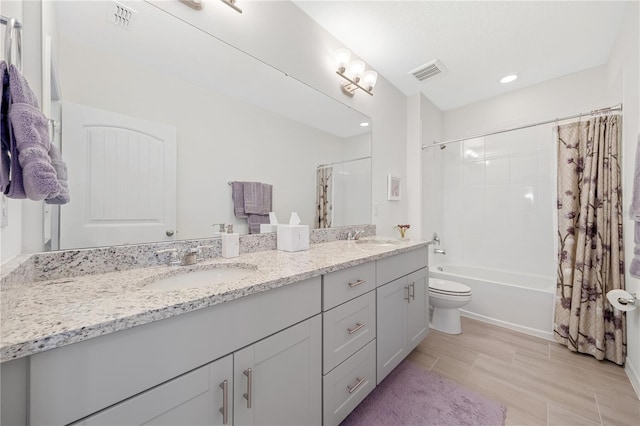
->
{"left": 387, "top": 174, "right": 401, "bottom": 201}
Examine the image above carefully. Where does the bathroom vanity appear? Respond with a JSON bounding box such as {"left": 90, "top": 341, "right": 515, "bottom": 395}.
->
{"left": 0, "top": 240, "right": 428, "bottom": 425}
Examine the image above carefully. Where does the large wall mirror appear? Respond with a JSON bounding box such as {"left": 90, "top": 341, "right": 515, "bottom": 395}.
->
{"left": 40, "top": 0, "right": 372, "bottom": 250}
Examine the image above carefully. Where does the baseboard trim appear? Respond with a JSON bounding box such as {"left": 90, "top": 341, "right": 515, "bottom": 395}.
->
{"left": 460, "top": 310, "right": 555, "bottom": 341}
{"left": 626, "top": 360, "right": 640, "bottom": 400}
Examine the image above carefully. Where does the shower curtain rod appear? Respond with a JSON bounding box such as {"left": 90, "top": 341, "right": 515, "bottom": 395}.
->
{"left": 317, "top": 156, "right": 371, "bottom": 168}
{"left": 422, "top": 103, "right": 623, "bottom": 150}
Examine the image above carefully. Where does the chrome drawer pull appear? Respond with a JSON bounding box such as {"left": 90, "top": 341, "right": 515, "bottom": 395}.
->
{"left": 347, "top": 322, "right": 366, "bottom": 335}
{"left": 410, "top": 282, "right": 415, "bottom": 301}
{"left": 347, "top": 377, "right": 366, "bottom": 394}
{"left": 243, "top": 368, "right": 252, "bottom": 409}
{"left": 219, "top": 380, "right": 229, "bottom": 424}
{"left": 405, "top": 285, "right": 410, "bottom": 302}
{"left": 348, "top": 279, "right": 366, "bottom": 288}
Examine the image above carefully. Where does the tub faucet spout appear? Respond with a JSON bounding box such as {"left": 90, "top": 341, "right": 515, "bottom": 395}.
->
{"left": 433, "top": 248, "right": 446, "bottom": 255}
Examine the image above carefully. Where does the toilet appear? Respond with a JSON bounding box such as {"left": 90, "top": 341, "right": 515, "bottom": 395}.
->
{"left": 428, "top": 278, "right": 472, "bottom": 334}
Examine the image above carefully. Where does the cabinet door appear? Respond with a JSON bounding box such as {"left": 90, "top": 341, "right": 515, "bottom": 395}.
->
{"left": 376, "top": 277, "right": 408, "bottom": 384}
{"left": 407, "top": 268, "right": 429, "bottom": 352}
{"left": 234, "top": 316, "right": 322, "bottom": 426}
{"left": 73, "top": 354, "right": 233, "bottom": 426}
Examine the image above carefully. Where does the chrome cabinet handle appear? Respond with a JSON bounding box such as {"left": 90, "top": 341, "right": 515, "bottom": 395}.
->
{"left": 243, "top": 368, "right": 252, "bottom": 409}
{"left": 347, "top": 377, "right": 366, "bottom": 394}
{"left": 410, "top": 282, "right": 415, "bottom": 301}
{"left": 348, "top": 279, "right": 367, "bottom": 288}
{"left": 219, "top": 380, "right": 229, "bottom": 424}
{"left": 404, "top": 285, "right": 410, "bottom": 302}
{"left": 347, "top": 322, "right": 366, "bottom": 335}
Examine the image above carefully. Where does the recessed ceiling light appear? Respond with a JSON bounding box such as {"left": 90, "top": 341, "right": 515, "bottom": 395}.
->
{"left": 360, "top": 122, "right": 370, "bottom": 127}
{"left": 500, "top": 74, "right": 518, "bottom": 84}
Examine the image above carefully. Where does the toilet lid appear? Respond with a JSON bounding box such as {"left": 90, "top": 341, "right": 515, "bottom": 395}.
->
{"left": 429, "top": 278, "right": 471, "bottom": 295}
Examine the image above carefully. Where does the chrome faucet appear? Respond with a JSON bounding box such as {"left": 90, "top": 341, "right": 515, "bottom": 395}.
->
{"left": 180, "top": 248, "right": 199, "bottom": 266}
{"left": 347, "top": 230, "right": 365, "bottom": 240}
{"left": 428, "top": 232, "right": 440, "bottom": 246}
{"left": 433, "top": 248, "right": 446, "bottom": 255}
{"left": 156, "top": 248, "right": 180, "bottom": 266}
{"left": 156, "top": 247, "right": 205, "bottom": 266}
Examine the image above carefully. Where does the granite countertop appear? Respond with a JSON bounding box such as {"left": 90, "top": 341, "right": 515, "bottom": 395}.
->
{"left": 0, "top": 238, "right": 428, "bottom": 362}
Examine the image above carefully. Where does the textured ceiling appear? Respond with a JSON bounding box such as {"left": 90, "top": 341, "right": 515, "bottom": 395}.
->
{"left": 294, "top": 1, "right": 629, "bottom": 111}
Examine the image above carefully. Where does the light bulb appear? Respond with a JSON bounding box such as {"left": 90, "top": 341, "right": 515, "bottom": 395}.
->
{"left": 349, "top": 60, "right": 365, "bottom": 82}
{"left": 363, "top": 70, "right": 378, "bottom": 90}
{"left": 500, "top": 74, "right": 518, "bottom": 84}
{"left": 334, "top": 48, "right": 351, "bottom": 73}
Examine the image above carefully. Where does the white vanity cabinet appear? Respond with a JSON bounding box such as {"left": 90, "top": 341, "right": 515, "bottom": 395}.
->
{"left": 72, "top": 354, "right": 234, "bottom": 426}
{"left": 72, "top": 316, "right": 322, "bottom": 426}
{"left": 29, "top": 277, "right": 321, "bottom": 426}
{"left": 375, "top": 247, "right": 429, "bottom": 384}
{"left": 233, "top": 316, "right": 321, "bottom": 426}
{"left": 376, "top": 267, "right": 428, "bottom": 383}
{"left": 321, "top": 262, "right": 377, "bottom": 426}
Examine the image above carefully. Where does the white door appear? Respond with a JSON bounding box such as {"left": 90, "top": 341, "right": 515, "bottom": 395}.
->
{"left": 73, "top": 355, "right": 233, "bottom": 426}
{"left": 376, "top": 276, "right": 408, "bottom": 384}
{"left": 234, "top": 316, "right": 322, "bottom": 426}
{"left": 407, "top": 268, "right": 429, "bottom": 352}
{"left": 59, "top": 102, "right": 177, "bottom": 249}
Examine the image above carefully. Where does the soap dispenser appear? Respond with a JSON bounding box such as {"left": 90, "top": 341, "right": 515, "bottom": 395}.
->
{"left": 221, "top": 223, "right": 239, "bottom": 258}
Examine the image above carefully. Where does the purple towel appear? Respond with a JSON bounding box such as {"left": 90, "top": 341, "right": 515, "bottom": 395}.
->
{"left": 631, "top": 134, "right": 640, "bottom": 278}
{"left": 45, "top": 144, "right": 70, "bottom": 204}
{"left": 244, "top": 182, "right": 272, "bottom": 215}
{"left": 8, "top": 64, "right": 61, "bottom": 201}
{"left": 247, "top": 214, "right": 270, "bottom": 234}
{"left": 231, "top": 181, "right": 247, "bottom": 218}
{"left": 0, "top": 61, "right": 25, "bottom": 198}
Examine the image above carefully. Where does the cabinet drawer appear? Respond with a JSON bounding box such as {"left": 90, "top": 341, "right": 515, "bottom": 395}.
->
{"left": 322, "top": 339, "right": 376, "bottom": 426}
{"left": 323, "top": 291, "right": 376, "bottom": 374}
{"left": 323, "top": 262, "right": 376, "bottom": 310}
{"left": 376, "top": 247, "right": 428, "bottom": 286}
{"left": 72, "top": 354, "right": 233, "bottom": 426}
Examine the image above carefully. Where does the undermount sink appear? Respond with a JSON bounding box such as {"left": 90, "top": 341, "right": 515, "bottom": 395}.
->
{"left": 142, "top": 264, "right": 257, "bottom": 291}
{"left": 354, "top": 238, "right": 402, "bottom": 247}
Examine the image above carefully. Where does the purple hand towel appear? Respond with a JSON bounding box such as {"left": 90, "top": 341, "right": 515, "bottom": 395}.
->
{"left": 0, "top": 61, "right": 25, "bottom": 198}
{"left": 8, "top": 64, "right": 61, "bottom": 201}
{"left": 231, "top": 181, "right": 247, "bottom": 218}
{"left": 247, "top": 213, "right": 270, "bottom": 234}
{"left": 45, "top": 144, "right": 70, "bottom": 205}
{"left": 244, "top": 182, "right": 272, "bottom": 215}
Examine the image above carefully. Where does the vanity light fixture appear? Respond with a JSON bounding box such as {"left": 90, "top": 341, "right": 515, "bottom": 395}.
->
{"left": 334, "top": 49, "right": 377, "bottom": 97}
{"left": 220, "top": 0, "right": 242, "bottom": 13}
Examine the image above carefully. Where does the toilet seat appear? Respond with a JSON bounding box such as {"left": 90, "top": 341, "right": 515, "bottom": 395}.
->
{"left": 429, "top": 279, "right": 471, "bottom": 296}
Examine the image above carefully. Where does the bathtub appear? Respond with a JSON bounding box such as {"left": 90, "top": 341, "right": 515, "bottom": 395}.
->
{"left": 429, "top": 265, "right": 555, "bottom": 340}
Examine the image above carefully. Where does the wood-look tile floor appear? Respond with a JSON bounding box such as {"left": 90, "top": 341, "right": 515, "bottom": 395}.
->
{"left": 407, "top": 317, "right": 640, "bottom": 426}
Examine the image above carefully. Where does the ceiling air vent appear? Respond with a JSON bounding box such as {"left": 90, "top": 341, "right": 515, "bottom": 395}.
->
{"left": 106, "top": 1, "right": 137, "bottom": 30}
{"left": 409, "top": 60, "right": 446, "bottom": 82}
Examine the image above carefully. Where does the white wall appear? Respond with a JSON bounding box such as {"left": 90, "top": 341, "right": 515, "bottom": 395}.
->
{"left": 58, "top": 37, "right": 348, "bottom": 238}
{"left": 607, "top": 0, "right": 640, "bottom": 398}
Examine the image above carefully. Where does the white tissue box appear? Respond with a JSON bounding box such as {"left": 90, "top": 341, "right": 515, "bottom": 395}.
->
{"left": 221, "top": 233, "right": 239, "bottom": 258}
{"left": 260, "top": 224, "right": 278, "bottom": 234}
{"left": 277, "top": 225, "right": 309, "bottom": 252}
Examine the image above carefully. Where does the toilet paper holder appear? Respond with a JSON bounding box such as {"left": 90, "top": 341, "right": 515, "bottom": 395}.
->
{"left": 617, "top": 293, "right": 638, "bottom": 306}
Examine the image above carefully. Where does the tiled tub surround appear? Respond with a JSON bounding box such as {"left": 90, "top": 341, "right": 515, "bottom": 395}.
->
{"left": 1, "top": 232, "right": 423, "bottom": 364}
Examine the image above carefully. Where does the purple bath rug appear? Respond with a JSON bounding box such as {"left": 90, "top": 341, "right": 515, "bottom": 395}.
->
{"left": 340, "top": 360, "right": 507, "bottom": 426}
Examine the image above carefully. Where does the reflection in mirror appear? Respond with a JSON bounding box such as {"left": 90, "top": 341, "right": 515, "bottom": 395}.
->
{"left": 41, "top": 1, "right": 372, "bottom": 250}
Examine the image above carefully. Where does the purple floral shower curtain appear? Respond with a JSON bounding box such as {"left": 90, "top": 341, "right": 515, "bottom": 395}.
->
{"left": 316, "top": 166, "right": 332, "bottom": 228}
{"left": 555, "top": 115, "right": 626, "bottom": 365}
